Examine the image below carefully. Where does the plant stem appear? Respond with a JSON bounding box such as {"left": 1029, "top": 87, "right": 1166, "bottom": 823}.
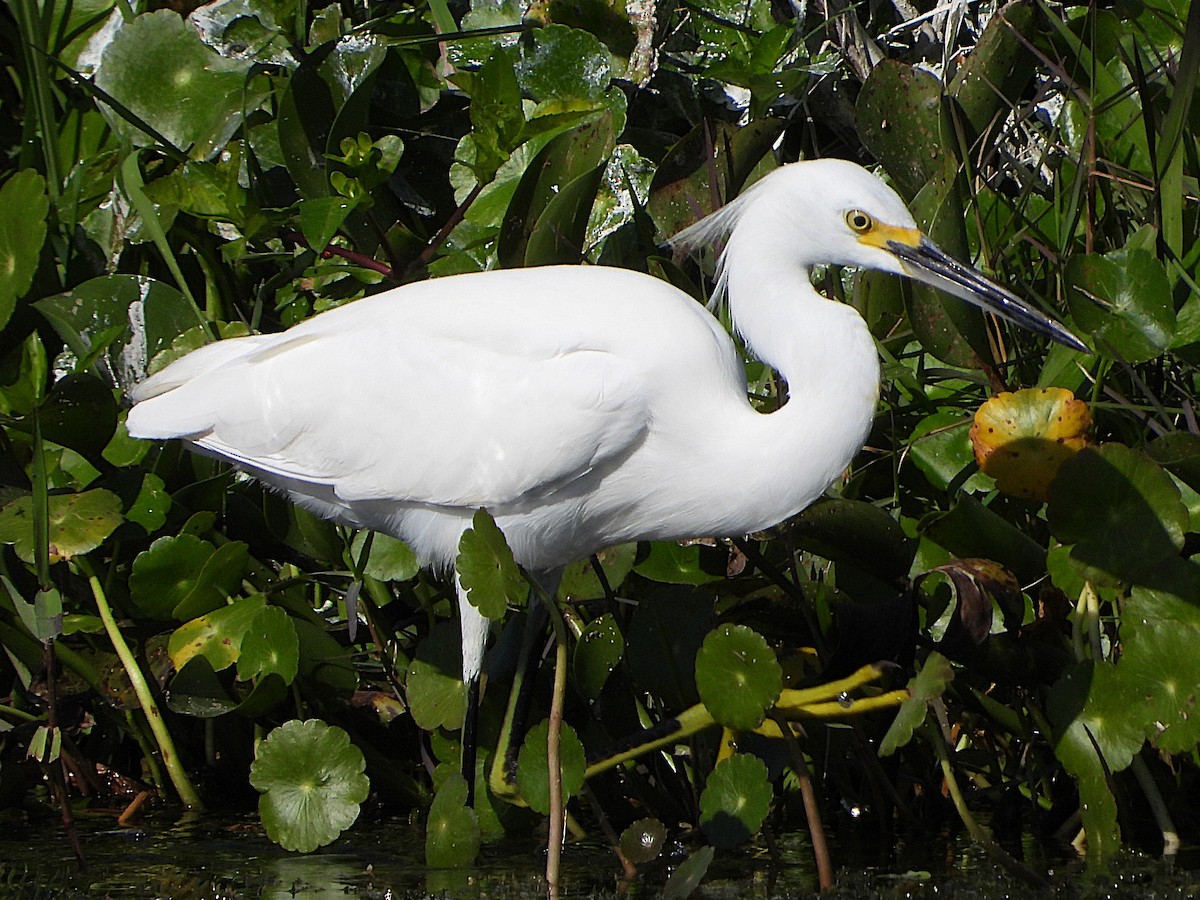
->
{"left": 1130, "top": 754, "right": 1180, "bottom": 856}
{"left": 79, "top": 561, "right": 203, "bottom": 810}
{"left": 770, "top": 712, "right": 833, "bottom": 891}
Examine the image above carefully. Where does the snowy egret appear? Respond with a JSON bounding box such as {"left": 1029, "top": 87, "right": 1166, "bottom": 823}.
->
{"left": 126, "top": 158, "right": 1084, "bottom": 793}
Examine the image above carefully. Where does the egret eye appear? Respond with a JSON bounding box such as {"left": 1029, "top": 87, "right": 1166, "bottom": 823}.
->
{"left": 846, "top": 209, "right": 873, "bottom": 233}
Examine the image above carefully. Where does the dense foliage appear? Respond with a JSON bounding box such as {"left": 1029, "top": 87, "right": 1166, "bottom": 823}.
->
{"left": 1, "top": 0, "right": 1198, "bottom": 888}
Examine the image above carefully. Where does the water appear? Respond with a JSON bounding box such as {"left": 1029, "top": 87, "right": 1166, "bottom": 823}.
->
{"left": 0, "top": 809, "right": 1196, "bottom": 898}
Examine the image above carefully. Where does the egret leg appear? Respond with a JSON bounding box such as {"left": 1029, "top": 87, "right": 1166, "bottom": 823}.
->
{"left": 456, "top": 576, "right": 490, "bottom": 806}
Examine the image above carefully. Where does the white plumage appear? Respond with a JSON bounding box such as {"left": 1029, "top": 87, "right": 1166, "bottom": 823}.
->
{"left": 126, "top": 158, "right": 1082, "bottom": 719}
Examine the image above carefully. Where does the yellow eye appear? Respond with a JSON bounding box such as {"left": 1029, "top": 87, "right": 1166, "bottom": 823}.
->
{"left": 844, "top": 211, "right": 873, "bottom": 234}
{"left": 845, "top": 209, "right": 873, "bottom": 233}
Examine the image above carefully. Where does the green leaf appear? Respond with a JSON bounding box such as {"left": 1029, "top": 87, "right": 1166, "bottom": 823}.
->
{"left": 633, "top": 541, "right": 723, "bottom": 585}
{"left": 8, "top": 581, "right": 63, "bottom": 645}
{"left": 699, "top": 753, "right": 772, "bottom": 848}
{"left": 36, "top": 374, "right": 118, "bottom": 461}
{"left": 0, "top": 170, "right": 49, "bottom": 329}
{"left": 298, "top": 196, "right": 354, "bottom": 252}
{"left": 94, "top": 10, "right": 257, "bottom": 157}
{"left": 249, "top": 719, "right": 369, "bottom": 853}
{"left": 456, "top": 508, "right": 527, "bottom": 620}
{"left": 0, "top": 489, "right": 123, "bottom": 564}
{"left": 517, "top": 25, "right": 612, "bottom": 105}
{"left": 516, "top": 718, "right": 586, "bottom": 815}
{"left": 558, "top": 542, "right": 636, "bottom": 600}
{"left": 1066, "top": 248, "right": 1173, "bottom": 363}
{"left": 237, "top": 606, "right": 301, "bottom": 684}
{"left": 572, "top": 613, "right": 624, "bottom": 700}
{"left": 792, "top": 499, "right": 915, "bottom": 583}
{"left": 168, "top": 595, "right": 267, "bottom": 672}
{"left": 35, "top": 275, "right": 195, "bottom": 386}
{"left": 619, "top": 818, "right": 666, "bottom": 864}
{"left": 425, "top": 773, "right": 480, "bottom": 868}
{"left": 908, "top": 411, "right": 990, "bottom": 493}
{"left": 1048, "top": 444, "right": 1187, "bottom": 582}
{"left": 129, "top": 534, "right": 249, "bottom": 620}
{"left": 406, "top": 620, "right": 468, "bottom": 731}
{"left": 351, "top": 531, "right": 419, "bottom": 582}
{"left": 880, "top": 651, "right": 954, "bottom": 756}
{"left": 124, "top": 472, "right": 170, "bottom": 533}
{"left": 695, "top": 625, "right": 781, "bottom": 731}
{"left": 663, "top": 845, "right": 715, "bottom": 900}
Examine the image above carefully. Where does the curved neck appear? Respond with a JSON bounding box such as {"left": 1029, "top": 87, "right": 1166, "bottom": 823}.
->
{"left": 708, "top": 233, "right": 881, "bottom": 532}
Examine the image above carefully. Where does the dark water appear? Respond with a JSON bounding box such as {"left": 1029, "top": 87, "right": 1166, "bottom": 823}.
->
{"left": 0, "top": 810, "right": 1197, "bottom": 898}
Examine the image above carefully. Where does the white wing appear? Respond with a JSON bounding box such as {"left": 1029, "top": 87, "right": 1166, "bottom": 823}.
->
{"left": 127, "top": 268, "right": 657, "bottom": 509}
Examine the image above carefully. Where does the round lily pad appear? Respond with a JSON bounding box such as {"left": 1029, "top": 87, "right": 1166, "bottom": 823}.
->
{"left": 456, "top": 508, "right": 528, "bottom": 620}
{"left": 619, "top": 818, "right": 666, "bottom": 864}
{"left": 425, "top": 773, "right": 480, "bottom": 868}
{"left": 516, "top": 718, "right": 586, "bottom": 815}
{"left": 699, "top": 753, "right": 772, "bottom": 848}
{"left": 971, "top": 387, "right": 1091, "bottom": 501}
{"left": 695, "top": 624, "right": 781, "bottom": 731}
{"left": 249, "top": 719, "right": 370, "bottom": 853}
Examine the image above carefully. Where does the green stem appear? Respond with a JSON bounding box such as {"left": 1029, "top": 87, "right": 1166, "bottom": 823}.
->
{"left": 78, "top": 560, "right": 203, "bottom": 810}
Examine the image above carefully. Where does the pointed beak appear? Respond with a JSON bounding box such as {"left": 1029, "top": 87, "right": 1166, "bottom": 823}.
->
{"left": 880, "top": 233, "right": 1087, "bottom": 353}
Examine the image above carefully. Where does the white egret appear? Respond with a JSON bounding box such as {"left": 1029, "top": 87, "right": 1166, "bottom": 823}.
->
{"left": 125, "top": 158, "right": 1084, "bottom": 794}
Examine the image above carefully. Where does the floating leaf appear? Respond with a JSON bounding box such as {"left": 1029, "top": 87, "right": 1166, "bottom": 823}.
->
{"left": 425, "top": 773, "right": 480, "bottom": 868}
{"left": 249, "top": 719, "right": 369, "bottom": 853}
{"left": 634, "top": 541, "right": 723, "bottom": 585}
{"left": 516, "top": 718, "right": 586, "bottom": 815}
{"left": 0, "top": 489, "right": 123, "bottom": 564}
{"left": 124, "top": 472, "right": 170, "bottom": 533}
{"left": 619, "top": 817, "right": 666, "bottom": 864}
{"left": 971, "top": 388, "right": 1092, "bottom": 501}
{"left": 237, "top": 606, "right": 300, "bottom": 684}
{"left": 699, "top": 753, "right": 772, "bottom": 848}
{"left": 456, "top": 509, "right": 527, "bottom": 620}
{"left": 695, "top": 625, "right": 781, "bottom": 731}
{"left": 0, "top": 170, "right": 48, "bottom": 329}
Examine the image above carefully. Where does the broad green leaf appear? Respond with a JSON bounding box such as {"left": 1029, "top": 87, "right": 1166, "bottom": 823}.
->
{"left": 619, "top": 818, "right": 666, "bottom": 864}
{"left": 298, "top": 196, "right": 354, "bottom": 252}
{"left": 517, "top": 25, "right": 612, "bottom": 105}
{"left": 35, "top": 275, "right": 195, "bottom": 387}
{"left": 0, "top": 170, "right": 49, "bottom": 329}
{"left": 36, "top": 375, "right": 118, "bottom": 461}
{"left": 351, "top": 531, "right": 419, "bottom": 582}
{"left": 663, "top": 845, "right": 715, "bottom": 900}
{"left": 1048, "top": 664, "right": 1129, "bottom": 866}
{"left": 425, "top": 773, "right": 480, "bottom": 867}
{"left": 1048, "top": 444, "right": 1187, "bottom": 582}
{"left": 516, "top": 718, "right": 586, "bottom": 815}
{"left": 166, "top": 655, "right": 238, "bottom": 717}
{"left": 0, "top": 489, "right": 123, "bottom": 564}
{"left": 908, "top": 411, "right": 990, "bottom": 493}
{"left": 461, "top": 46, "right": 525, "bottom": 183}
{"left": 0, "top": 332, "right": 48, "bottom": 417}
{"left": 124, "top": 472, "right": 170, "bottom": 533}
{"left": 1065, "top": 249, "right": 1174, "bottom": 363}
{"left": 698, "top": 753, "right": 772, "bottom": 848}
{"left": 558, "top": 542, "right": 636, "bottom": 600}
{"left": 293, "top": 618, "right": 358, "bottom": 695}
{"left": 406, "top": 620, "right": 468, "bottom": 731}
{"left": 633, "top": 541, "right": 723, "bottom": 585}
{"left": 456, "top": 508, "right": 527, "bottom": 620}
{"left": 95, "top": 10, "right": 257, "bottom": 157}
{"left": 238, "top": 606, "right": 301, "bottom": 684}
{"left": 572, "top": 613, "right": 624, "bottom": 700}
{"left": 129, "top": 534, "right": 250, "bottom": 620}
{"left": 9, "top": 583, "right": 63, "bottom": 645}
{"left": 921, "top": 494, "right": 1047, "bottom": 586}
{"left": 168, "top": 594, "right": 267, "bottom": 671}
{"left": 792, "top": 498, "right": 915, "bottom": 582}
{"left": 695, "top": 625, "right": 781, "bottom": 731}
{"left": 250, "top": 719, "right": 370, "bottom": 853}
{"left": 880, "top": 651, "right": 954, "bottom": 756}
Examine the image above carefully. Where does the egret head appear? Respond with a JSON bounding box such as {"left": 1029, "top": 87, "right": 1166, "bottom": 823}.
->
{"left": 673, "top": 159, "right": 1086, "bottom": 352}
